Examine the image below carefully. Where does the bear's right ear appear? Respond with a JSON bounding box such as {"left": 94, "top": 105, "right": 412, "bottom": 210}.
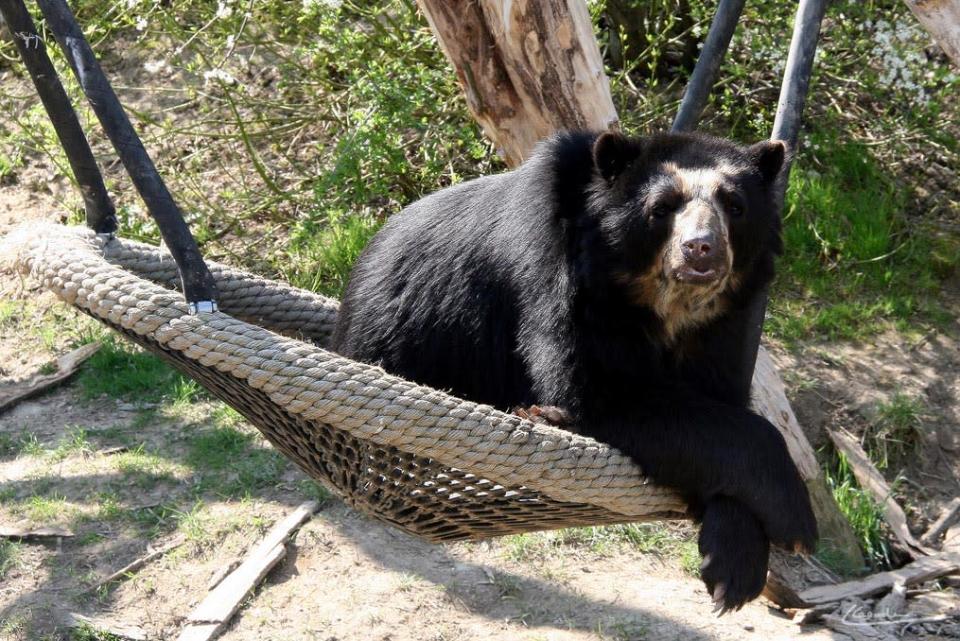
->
{"left": 592, "top": 131, "right": 641, "bottom": 182}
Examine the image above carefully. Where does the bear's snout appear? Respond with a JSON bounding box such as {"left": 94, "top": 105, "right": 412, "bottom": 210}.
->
{"left": 677, "top": 230, "right": 727, "bottom": 284}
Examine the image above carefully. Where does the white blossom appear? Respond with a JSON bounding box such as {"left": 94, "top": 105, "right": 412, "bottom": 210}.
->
{"left": 203, "top": 68, "right": 238, "bottom": 86}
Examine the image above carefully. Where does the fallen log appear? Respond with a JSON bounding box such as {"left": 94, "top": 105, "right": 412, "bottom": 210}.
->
{"left": 827, "top": 427, "right": 933, "bottom": 558}
{"left": 799, "top": 552, "right": 960, "bottom": 604}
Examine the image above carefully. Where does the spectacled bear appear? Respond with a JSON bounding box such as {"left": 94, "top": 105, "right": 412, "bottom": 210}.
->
{"left": 332, "top": 131, "right": 818, "bottom": 612}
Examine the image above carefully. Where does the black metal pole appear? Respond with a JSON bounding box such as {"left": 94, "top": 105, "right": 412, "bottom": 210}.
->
{"left": 34, "top": 0, "right": 218, "bottom": 310}
{"left": 672, "top": 0, "right": 746, "bottom": 133}
{"left": 771, "top": 0, "right": 829, "bottom": 156}
{"left": 0, "top": 0, "right": 116, "bottom": 233}
{"left": 740, "top": 0, "right": 829, "bottom": 380}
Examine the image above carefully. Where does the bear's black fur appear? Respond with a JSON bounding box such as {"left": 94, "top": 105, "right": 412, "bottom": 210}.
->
{"left": 332, "top": 131, "right": 818, "bottom": 611}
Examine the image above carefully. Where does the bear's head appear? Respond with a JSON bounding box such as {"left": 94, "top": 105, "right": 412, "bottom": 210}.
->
{"left": 585, "top": 131, "right": 786, "bottom": 341}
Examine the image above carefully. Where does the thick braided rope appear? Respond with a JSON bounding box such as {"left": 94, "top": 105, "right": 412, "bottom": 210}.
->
{"left": 7, "top": 225, "right": 686, "bottom": 518}
{"left": 96, "top": 232, "right": 339, "bottom": 344}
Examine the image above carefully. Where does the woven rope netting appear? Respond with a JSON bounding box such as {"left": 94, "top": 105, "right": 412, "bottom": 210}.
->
{"left": 6, "top": 224, "right": 686, "bottom": 541}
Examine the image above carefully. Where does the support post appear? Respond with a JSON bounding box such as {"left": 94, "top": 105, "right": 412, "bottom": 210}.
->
{"left": 0, "top": 0, "right": 116, "bottom": 234}
{"left": 35, "top": 0, "right": 217, "bottom": 309}
{"left": 742, "top": 0, "right": 830, "bottom": 386}
{"left": 671, "top": 0, "right": 746, "bottom": 133}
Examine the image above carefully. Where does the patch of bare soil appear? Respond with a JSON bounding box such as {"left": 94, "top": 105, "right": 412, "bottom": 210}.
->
{"left": 771, "top": 324, "right": 960, "bottom": 533}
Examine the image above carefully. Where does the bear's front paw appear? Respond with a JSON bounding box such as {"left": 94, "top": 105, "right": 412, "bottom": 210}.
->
{"left": 756, "top": 468, "right": 818, "bottom": 555}
{"left": 698, "top": 496, "right": 769, "bottom": 614}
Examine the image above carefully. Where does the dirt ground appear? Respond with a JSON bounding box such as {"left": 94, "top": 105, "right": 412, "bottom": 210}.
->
{"left": 2, "top": 181, "right": 959, "bottom": 641}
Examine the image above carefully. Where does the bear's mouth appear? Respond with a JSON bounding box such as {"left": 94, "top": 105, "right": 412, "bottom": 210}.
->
{"left": 672, "top": 265, "right": 727, "bottom": 286}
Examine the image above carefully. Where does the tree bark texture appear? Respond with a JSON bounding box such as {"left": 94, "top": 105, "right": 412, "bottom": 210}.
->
{"left": 416, "top": 0, "right": 619, "bottom": 166}
{"left": 904, "top": 0, "right": 960, "bottom": 67}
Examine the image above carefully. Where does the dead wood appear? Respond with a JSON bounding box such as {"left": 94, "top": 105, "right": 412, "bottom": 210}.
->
{"left": 799, "top": 552, "right": 960, "bottom": 604}
{"left": 90, "top": 535, "right": 186, "bottom": 593}
{"left": 921, "top": 497, "right": 960, "bottom": 547}
{"left": 176, "top": 501, "right": 319, "bottom": 641}
{"left": 0, "top": 342, "right": 100, "bottom": 412}
{"left": 0, "top": 525, "right": 73, "bottom": 540}
{"left": 827, "top": 427, "right": 934, "bottom": 557}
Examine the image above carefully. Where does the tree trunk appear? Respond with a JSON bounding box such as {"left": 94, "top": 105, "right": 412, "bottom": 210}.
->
{"left": 904, "top": 0, "right": 960, "bottom": 67}
{"left": 416, "top": 0, "right": 619, "bottom": 166}
{"left": 417, "top": 0, "right": 862, "bottom": 574}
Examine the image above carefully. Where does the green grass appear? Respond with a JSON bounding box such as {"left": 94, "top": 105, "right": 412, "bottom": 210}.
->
{"left": 186, "top": 426, "right": 287, "bottom": 498}
{"left": 50, "top": 427, "right": 93, "bottom": 461}
{"left": 0, "top": 539, "right": 20, "bottom": 580}
{"left": 77, "top": 334, "right": 200, "bottom": 403}
{"left": 112, "top": 446, "right": 178, "bottom": 489}
{"left": 21, "top": 494, "right": 74, "bottom": 524}
{"left": 825, "top": 453, "right": 891, "bottom": 569}
{"left": 282, "top": 211, "right": 383, "bottom": 297}
{"left": 866, "top": 392, "right": 926, "bottom": 470}
{"left": 16, "top": 433, "right": 45, "bottom": 457}
{"left": 504, "top": 522, "right": 700, "bottom": 577}
{"left": 767, "top": 133, "right": 954, "bottom": 342}
{"left": 70, "top": 623, "right": 122, "bottom": 641}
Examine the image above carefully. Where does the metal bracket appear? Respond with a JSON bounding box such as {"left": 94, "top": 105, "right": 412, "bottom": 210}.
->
{"left": 188, "top": 301, "right": 219, "bottom": 315}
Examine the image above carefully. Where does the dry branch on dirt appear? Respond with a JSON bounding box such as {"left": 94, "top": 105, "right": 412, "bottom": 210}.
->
{"left": 827, "top": 427, "right": 934, "bottom": 558}
{"left": 177, "top": 501, "right": 319, "bottom": 641}
{"left": 0, "top": 341, "right": 100, "bottom": 413}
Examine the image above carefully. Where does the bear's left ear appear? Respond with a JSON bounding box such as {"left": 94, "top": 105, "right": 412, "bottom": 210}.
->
{"left": 593, "top": 131, "right": 642, "bottom": 182}
{"left": 748, "top": 140, "right": 787, "bottom": 183}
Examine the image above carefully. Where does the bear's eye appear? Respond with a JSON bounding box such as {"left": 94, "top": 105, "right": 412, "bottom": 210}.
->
{"left": 648, "top": 196, "right": 679, "bottom": 219}
{"left": 719, "top": 191, "right": 746, "bottom": 218}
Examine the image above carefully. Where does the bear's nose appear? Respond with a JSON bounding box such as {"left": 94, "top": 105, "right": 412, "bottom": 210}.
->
{"left": 681, "top": 234, "right": 716, "bottom": 260}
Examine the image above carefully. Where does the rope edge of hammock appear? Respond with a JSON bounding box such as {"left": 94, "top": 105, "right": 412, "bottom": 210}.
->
{"left": 2, "top": 223, "right": 687, "bottom": 519}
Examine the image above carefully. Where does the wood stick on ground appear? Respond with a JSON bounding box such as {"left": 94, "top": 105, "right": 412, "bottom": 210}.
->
{"left": 827, "top": 427, "right": 934, "bottom": 558}
{"left": 821, "top": 613, "right": 898, "bottom": 641}
{"left": 798, "top": 552, "right": 960, "bottom": 604}
{"left": 0, "top": 341, "right": 100, "bottom": 413}
{"left": 65, "top": 613, "right": 147, "bottom": 641}
{"left": 920, "top": 497, "right": 960, "bottom": 547}
{"left": 0, "top": 525, "right": 73, "bottom": 540}
{"left": 943, "top": 523, "right": 960, "bottom": 554}
{"left": 90, "top": 535, "right": 186, "bottom": 593}
{"left": 176, "top": 501, "right": 319, "bottom": 641}
{"left": 873, "top": 581, "right": 907, "bottom": 618}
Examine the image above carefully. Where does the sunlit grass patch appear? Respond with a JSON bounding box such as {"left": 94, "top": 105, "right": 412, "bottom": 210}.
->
{"left": 503, "top": 522, "right": 700, "bottom": 576}
{"left": 19, "top": 494, "right": 75, "bottom": 524}
{"left": 112, "top": 445, "right": 181, "bottom": 489}
{"left": 281, "top": 210, "right": 383, "bottom": 297}
{"left": 186, "top": 426, "right": 288, "bottom": 498}
{"left": 865, "top": 392, "right": 926, "bottom": 470}
{"left": 824, "top": 453, "right": 890, "bottom": 570}
{"left": 77, "top": 334, "right": 201, "bottom": 404}
{"left": 768, "top": 133, "right": 954, "bottom": 343}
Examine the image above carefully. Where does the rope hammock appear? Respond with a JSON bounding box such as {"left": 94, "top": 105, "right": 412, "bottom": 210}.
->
{"left": 7, "top": 224, "right": 686, "bottom": 541}
{"left": 0, "top": 0, "right": 825, "bottom": 541}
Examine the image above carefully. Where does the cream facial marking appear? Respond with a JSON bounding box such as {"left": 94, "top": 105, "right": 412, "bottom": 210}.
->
{"left": 627, "top": 162, "right": 744, "bottom": 342}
